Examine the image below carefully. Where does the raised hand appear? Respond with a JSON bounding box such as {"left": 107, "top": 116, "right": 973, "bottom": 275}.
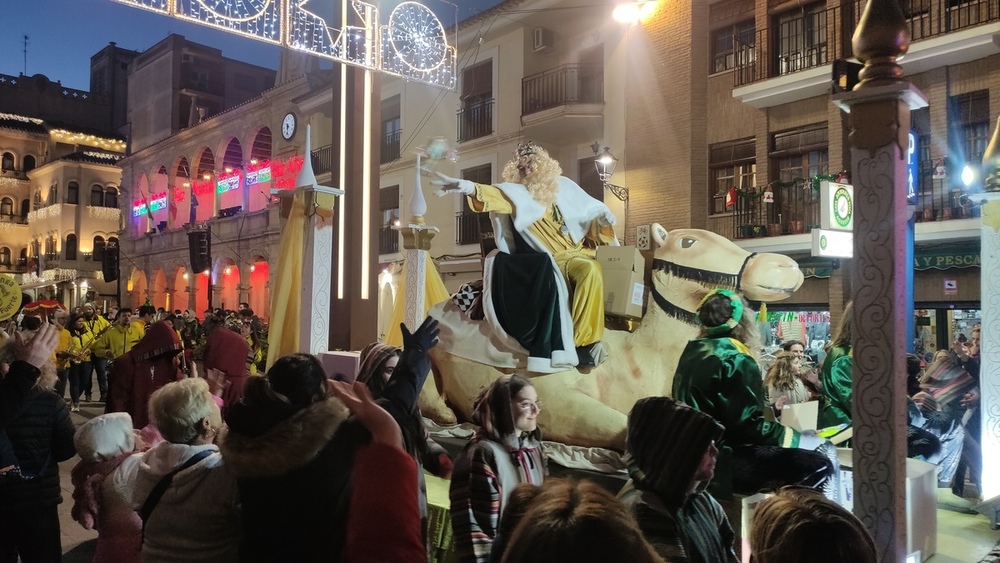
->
{"left": 431, "top": 171, "right": 475, "bottom": 197}
{"left": 328, "top": 380, "right": 403, "bottom": 448}
{"left": 15, "top": 322, "right": 59, "bottom": 370}
{"left": 400, "top": 317, "right": 440, "bottom": 355}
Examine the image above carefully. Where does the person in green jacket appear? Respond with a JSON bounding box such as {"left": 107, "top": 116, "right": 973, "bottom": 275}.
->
{"left": 672, "top": 289, "right": 836, "bottom": 499}
{"left": 819, "top": 301, "right": 853, "bottom": 428}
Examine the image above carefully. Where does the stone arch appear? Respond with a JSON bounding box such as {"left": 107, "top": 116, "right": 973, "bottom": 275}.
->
{"left": 150, "top": 268, "right": 168, "bottom": 310}
{"left": 248, "top": 254, "right": 270, "bottom": 319}
{"left": 127, "top": 268, "right": 148, "bottom": 309}
{"left": 215, "top": 256, "right": 240, "bottom": 311}
{"left": 248, "top": 126, "right": 272, "bottom": 164}
{"left": 133, "top": 172, "right": 150, "bottom": 237}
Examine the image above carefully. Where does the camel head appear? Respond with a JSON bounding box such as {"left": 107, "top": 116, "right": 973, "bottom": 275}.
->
{"left": 648, "top": 224, "right": 803, "bottom": 323}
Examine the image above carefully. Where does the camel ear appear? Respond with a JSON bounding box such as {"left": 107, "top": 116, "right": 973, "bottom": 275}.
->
{"left": 652, "top": 223, "right": 668, "bottom": 248}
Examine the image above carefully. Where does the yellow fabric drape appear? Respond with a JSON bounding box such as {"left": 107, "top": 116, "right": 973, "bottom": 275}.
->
{"left": 384, "top": 259, "right": 450, "bottom": 347}
{"left": 265, "top": 191, "right": 306, "bottom": 370}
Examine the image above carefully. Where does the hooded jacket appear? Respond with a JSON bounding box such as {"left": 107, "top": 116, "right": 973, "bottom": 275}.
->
{"left": 202, "top": 328, "right": 252, "bottom": 413}
{"left": 120, "top": 441, "right": 241, "bottom": 563}
{"left": 219, "top": 395, "right": 363, "bottom": 562}
{"left": 106, "top": 321, "right": 183, "bottom": 429}
{"left": 619, "top": 397, "right": 737, "bottom": 563}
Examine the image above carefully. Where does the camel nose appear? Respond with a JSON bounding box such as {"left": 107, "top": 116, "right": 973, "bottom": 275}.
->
{"left": 741, "top": 253, "right": 803, "bottom": 301}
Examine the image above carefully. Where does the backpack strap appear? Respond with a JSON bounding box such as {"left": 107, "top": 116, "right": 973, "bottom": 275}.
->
{"left": 139, "top": 449, "right": 214, "bottom": 528}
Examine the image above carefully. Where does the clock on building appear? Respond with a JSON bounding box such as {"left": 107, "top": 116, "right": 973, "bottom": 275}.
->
{"left": 281, "top": 112, "right": 296, "bottom": 140}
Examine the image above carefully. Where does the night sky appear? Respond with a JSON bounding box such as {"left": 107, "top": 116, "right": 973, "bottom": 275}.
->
{"left": 0, "top": 0, "right": 504, "bottom": 91}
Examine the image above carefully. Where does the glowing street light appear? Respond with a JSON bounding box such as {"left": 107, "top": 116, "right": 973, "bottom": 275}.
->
{"left": 613, "top": 1, "right": 657, "bottom": 24}
{"left": 962, "top": 164, "right": 975, "bottom": 187}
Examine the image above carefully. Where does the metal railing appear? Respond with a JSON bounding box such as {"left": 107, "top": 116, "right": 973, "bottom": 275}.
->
{"left": 379, "top": 225, "right": 399, "bottom": 255}
{"left": 0, "top": 214, "right": 27, "bottom": 224}
{"left": 729, "top": 182, "right": 821, "bottom": 239}
{"left": 521, "top": 64, "right": 603, "bottom": 115}
{"left": 733, "top": 0, "right": 999, "bottom": 87}
{"left": 312, "top": 144, "right": 334, "bottom": 175}
{"left": 457, "top": 98, "right": 494, "bottom": 142}
{"left": 0, "top": 169, "right": 28, "bottom": 180}
{"left": 455, "top": 212, "right": 480, "bottom": 245}
{"left": 381, "top": 130, "right": 401, "bottom": 164}
{"left": 0, "top": 263, "right": 26, "bottom": 274}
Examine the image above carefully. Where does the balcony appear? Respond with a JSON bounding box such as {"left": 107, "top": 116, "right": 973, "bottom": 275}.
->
{"left": 0, "top": 214, "right": 27, "bottom": 225}
{"left": 0, "top": 263, "right": 26, "bottom": 274}
{"left": 520, "top": 64, "right": 604, "bottom": 144}
{"left": 0, "top": 169, "right": 28, "bottom": 181}
{"left": 312, "top": 144, "right": 334, "bottom": 176}
{"left": 456, "top": 212, "right": 480, "bottom": 246}
{"left": 457, "top": 98, "right": 494, "bottom": 143}
{"left": 379, "top": 225, "right": 399, "bottom": 255}
{"left": 381, "top": 130, "right": 401, "bottom": 164}
{"left": 732, "top": 0, "right": 1000, "bottom": 108}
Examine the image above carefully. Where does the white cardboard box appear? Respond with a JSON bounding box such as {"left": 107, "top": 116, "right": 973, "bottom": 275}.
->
{"left": 596, "top": 246, "right": 645, "bottom": 319}
{"left": 318, "top": 350, "right": 361, "bottom": 382}
{"left": 837, "top": 448, "right": 937, "bottom": 560}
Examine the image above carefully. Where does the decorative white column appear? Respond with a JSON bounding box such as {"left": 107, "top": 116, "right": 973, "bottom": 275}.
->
{"left": 976, "top": 118, "right": 1000, "bottom": 525}
{"left": 831, "top": 1, "right": 923, "bottom": 559}
{"left": 397, "top": 155, "right": 439, "bottom": 332}
{"left": 278, "top": 124, "right": 344, "bottom": 355}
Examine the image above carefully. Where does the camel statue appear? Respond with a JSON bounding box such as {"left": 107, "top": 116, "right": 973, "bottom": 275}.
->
{"left": 418, "top": 224, "right": 804, "bottom": 450}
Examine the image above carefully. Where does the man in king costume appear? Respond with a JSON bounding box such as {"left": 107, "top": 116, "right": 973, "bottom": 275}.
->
{"left": 433, "top": 143, "right": 618, "bottom": 368}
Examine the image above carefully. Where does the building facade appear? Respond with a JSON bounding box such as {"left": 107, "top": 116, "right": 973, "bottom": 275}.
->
{"left": 384, "top": 0, "right": 997, "bottom": 354}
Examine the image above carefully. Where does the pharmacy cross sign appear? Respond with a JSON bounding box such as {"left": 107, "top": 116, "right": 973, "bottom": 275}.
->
{"left": 109, "top": 0, "right": 456, "bottom": 89}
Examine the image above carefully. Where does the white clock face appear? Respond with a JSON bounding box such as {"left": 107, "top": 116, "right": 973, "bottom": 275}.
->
{"left": 281, "top": 113, "right": 296, "bottom": 140}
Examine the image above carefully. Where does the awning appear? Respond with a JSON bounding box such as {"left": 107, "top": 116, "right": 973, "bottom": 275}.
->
{"left": 796, "top": 242, "right": 981, "bottom": 278}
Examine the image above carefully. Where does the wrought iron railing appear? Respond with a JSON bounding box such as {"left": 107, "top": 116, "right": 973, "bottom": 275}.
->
{"left": 729, "top": 182, "right": 822, "bottom": 239}
{"left": 457, "top": 98, "right": 494, "bottom": 142}
{"left": 312, "top": 144, "right": 334, "bottom": 175}
{"left": 379, "top": 225, "right": 399, "bottom": 255}
{"left": 0, "top": 214, "right": 27, "bottom": 224}
{"left": 0, "top": 263, "right": 26, "bottom": 274}
{"left": 521, "top": 64, "right": 604, "bottom": 115}
{"left": 733, "top": 0, "right": 999, "bottom": 87}
{"left": 381, "top": 130, "right": 402, "bottom": 164}
{"left": 455, "top": 212, "right": 480, "bottom": 246}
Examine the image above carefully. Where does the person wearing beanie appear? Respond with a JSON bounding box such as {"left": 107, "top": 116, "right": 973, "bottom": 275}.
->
{"left": 105, "top": 321, "right": 184, "bottom": 429}
{"left": 450, "top": 374, "right": 547, "bottom": 563}
{"left": 82, "top": 302, "right": 112, "bottom": 403}
{"left": 618, "top": 397, "right": 737, "bottom": 563}
{"left": 672, "top": 289, "right": 837, "bottom": 499}
{"left": 70, "top": 413, "right": 151, "bottom": 563}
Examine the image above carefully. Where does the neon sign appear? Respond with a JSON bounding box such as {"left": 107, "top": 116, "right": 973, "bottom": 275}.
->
{"left": 244, "top": 156, "right": 304, "bottom": 191}
{"left": 132, "top": 192, "right": 166, "bottom": 217}
{"left": 216, "top": 173, "right": 242, "bottom": 194}
{"left": 245, "top": 167, "right": 272, "bottom": 187}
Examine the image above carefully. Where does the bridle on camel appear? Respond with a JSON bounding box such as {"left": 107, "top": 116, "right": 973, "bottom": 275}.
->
{"left": 649, "top": 253, "right": 757, "bottom": 326}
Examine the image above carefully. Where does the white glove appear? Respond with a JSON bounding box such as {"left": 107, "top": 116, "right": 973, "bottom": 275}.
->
{"left": 431, "top": 172, "right": 475, "bottom": 197}
{"left": 597, "top": 211, "right": 617, "bottom": 227}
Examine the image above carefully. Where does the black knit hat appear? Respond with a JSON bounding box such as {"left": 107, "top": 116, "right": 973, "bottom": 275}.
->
{"left": 626, "top": 397, "right": 724, "bottom": 502}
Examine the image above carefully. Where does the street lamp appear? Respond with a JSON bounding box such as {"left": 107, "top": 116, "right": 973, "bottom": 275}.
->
{"left": 612, "top": 1, "right": 657, "bottom": 25}
{"left": 593, "top": 144, "right": 628, "bottom": 202}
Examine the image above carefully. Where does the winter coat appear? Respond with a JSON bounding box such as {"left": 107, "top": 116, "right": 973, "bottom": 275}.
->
{"left": 0, "top": 361, "right": 76, "bottom": 510}
{"left": 115, "top": 441, "right": 241, "bottom": 563}
{"left": 106, "top": 321, "right": 183, "bottom": 429}
{"left": 71, "top": 412, "right": 143, "bottom": 563}
{"left": 219, "top": 396, "right": 366, "bottom": 562}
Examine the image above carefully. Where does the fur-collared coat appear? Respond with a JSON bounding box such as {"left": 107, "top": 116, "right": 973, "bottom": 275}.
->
{"left": 219, "top": 396, "right": 368, "bottom": 563}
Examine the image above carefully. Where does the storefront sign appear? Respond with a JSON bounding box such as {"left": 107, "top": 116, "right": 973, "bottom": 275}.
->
{"left": 811, "top": 228, "right": 853, "bottom": 258}
{"left": 820, "top": 181, "right": 854, "bottom": 232}
{"left": 944, "top": 278, "right": 958, "bottom": 295}
{"left": 907, "top": 131, "right": 919, "bottom": 205}
{"left": 913, "top": 249, "right": 980, "bottom": 270}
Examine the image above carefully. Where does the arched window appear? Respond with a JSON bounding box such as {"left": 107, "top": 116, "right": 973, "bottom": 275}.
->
{"left": 104, "top": 187, "right": 118, "bottom": 208}
{"left": 1, "top": 153, "right": 13, "bottom": 171}
{"left": 93, "top": 236, "right": 106, "bottom": 262}
{"left": 18, "top": 248, "right": 26, "bottom": 265}
{"left": 67, "top": 182, "right": 79, "bottom": 204}
{"left": 0, "top": 198, "right": 12, "bottom": 217}
{"left": 65, "top": 234, "right": 78, "bottom": 261}
{"left": 22, "top": 155, "right": 35, "bottom": 172}
{"left": 48, "top": 187, "right": 57, "bottom": 206}
{"left": 91, "top": 184, "right": 104, "bottom": 207}
{"left": 0, "top": 247, "right": 10, "bottom": 266}
{"left": 44, "top": 236, "right": 54, "bottom": 257}
{"left": 32, "top": 191, "right": 41, "bottom": 207}
{"left": 20, "top": 200, "right": 28, "bottom": 218}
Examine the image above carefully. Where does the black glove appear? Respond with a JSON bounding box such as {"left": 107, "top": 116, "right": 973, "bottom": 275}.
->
{"left": 401, "top": 317, "right": 440, "bottom": 356}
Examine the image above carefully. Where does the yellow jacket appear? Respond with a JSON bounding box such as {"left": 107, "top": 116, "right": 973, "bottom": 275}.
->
{"left": 69, "top": 331, "right": 94, "bottom": 365}
{"left": 93, "top": 324, "right": 143, "bottom": 360}
{"left": 55, "top": 327, "right": 73, "bottom": 370}
{"left": 83, "top": 315, "right": 111, "bottom": 336}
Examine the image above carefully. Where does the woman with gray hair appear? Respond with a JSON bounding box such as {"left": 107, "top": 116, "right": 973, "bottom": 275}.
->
{"left": 113, "top": 377, "right": 240, "bottom": 563}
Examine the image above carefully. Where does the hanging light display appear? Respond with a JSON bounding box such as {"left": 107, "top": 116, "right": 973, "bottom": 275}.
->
{"left": 107, "top": 0, "right": 456, "bottom": 89}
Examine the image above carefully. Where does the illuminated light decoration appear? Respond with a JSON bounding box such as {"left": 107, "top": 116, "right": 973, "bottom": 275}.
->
{"left": 361, "top": 67, "right": 371, "bottom": 300}
{"left": 0, "top": 112, "right": 44, "bottom": 124}
{"left": 49, "top": 129, "right": 127, "bottom": 152}
{"left": 82, "top": 151, "right": 120, "bottom": 160}
{"left": 132, "top": 192, "right": 167, "bottom": 217}
{"left": 250, "top": 264, "right": 255, "bottom": 272}
{"left": 173, "top": 187, "right": 187, "bottom": 202}
{"left": 245, "top": 167, "right": 272, "bottom": 186}
{"left": 216, "top": 172, "right": 242, "bottom": 194}
{"left": 107, "top": 0, "right": 456, "bottom": 90}
{"left": 192, "top": 180, "right": 215, "bottom": 197}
